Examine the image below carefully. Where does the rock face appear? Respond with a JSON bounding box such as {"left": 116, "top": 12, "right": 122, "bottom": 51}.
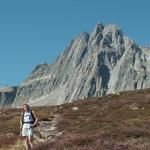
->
{"left": 12, "top": 23, "right": 150, "bottom": 106}
{"left": 0, "top": 86, "right": 17, "bottom": 107}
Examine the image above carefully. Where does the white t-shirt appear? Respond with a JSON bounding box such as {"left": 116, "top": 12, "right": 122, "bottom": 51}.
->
{"left": 23, "top": 111, "right": 33, "bottom": 129}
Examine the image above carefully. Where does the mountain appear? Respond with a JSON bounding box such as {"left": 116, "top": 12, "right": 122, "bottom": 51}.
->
{"left": 6, "top": 23, "right": 150, "bottom": 107}
{"left": 0, "top": 86, "right": 17, "bottom": 107}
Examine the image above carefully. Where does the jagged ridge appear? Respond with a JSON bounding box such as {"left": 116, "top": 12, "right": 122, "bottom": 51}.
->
{"left": 3, "top": 23, "right": 150, "bottom": 107}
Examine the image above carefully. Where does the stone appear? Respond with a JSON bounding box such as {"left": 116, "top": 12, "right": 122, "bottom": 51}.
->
{"left": 0, "top": 86, "right": 17, "bottom": 107}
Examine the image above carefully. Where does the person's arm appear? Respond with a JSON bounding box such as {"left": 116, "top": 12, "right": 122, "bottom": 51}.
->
{"left": 20, "top": 113, "right": 23, "bottom": 129}
{"left": 31, "top": 111, "right": 38, "bottom": 127}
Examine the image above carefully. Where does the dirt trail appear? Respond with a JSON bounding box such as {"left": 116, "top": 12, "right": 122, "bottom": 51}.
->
{"left": 35, "top": 114, "right": 61, "bottom": 142}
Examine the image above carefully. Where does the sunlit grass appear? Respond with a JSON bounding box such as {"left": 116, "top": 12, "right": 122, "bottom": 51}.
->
{"left": 1, "top": 88, "right": 150, "bottom": 149}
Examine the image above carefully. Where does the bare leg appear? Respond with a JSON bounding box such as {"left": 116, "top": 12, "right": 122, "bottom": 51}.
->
{"left": 28, "top": 136, "right": 34, "bottom": 149}
{"left": 24, "top": 137, "right": 30, "bottom": 150}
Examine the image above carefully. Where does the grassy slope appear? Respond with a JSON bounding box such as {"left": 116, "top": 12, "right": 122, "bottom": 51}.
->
{"left": 1, "top": 89, "right": 150, "bottom": 149}
{"left": 0, "top": 106, "right": 54, "bottom": 150}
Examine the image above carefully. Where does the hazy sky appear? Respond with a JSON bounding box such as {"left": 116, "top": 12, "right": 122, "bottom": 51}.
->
{"left": 0, "top": 0, "right": 150, "bottom": 87}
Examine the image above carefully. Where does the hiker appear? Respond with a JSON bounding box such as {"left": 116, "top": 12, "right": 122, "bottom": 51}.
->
{"left": 20, "top": 103, "right": 38, "bottom": 150}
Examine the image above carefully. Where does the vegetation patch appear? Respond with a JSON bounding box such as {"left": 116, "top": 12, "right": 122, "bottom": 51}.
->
{"left": 2, "top": 88, "right": 150, "bottom": 149}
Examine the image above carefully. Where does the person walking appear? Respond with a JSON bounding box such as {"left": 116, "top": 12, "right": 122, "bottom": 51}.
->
{"left": 20, "top": 103, "right": 38, "bottom": 150}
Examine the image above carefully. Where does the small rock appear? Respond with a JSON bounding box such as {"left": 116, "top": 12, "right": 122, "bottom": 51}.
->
{"left": 72, "top": 107, "right": 79, "bottom": 111}
{"left": 132, "top": 107, "right": 139, "bottom": 110}
{"left": 50, "top": 126, "right": 56, "bottom": 131}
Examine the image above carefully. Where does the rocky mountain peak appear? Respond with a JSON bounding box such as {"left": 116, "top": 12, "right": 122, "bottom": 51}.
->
{"left": 91, "top": 23, "right": 104, "bottom": 36}
{"left": 2, "top": 22, "right": 149, "bottom": 107}
{"left": 104, "top": 24, "right": 120, "bottom": 33}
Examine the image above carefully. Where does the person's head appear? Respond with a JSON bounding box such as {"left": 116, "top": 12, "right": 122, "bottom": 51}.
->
{"left": 22, "top": 103, "right": 30, "bottom": 112}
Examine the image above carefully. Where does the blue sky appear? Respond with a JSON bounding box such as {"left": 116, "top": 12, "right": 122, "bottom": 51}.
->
{"left": 0, "top": 0, "right": 150, "bottom": 87}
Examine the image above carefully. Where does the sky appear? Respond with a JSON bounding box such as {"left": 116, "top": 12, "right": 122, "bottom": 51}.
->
{"left": 0, "top": 0, "right": 150, "bottom": 87}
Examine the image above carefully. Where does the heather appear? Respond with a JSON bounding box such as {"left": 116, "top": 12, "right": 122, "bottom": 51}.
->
{"left": 1, "top": 89, "right": 150, "bottom": 149}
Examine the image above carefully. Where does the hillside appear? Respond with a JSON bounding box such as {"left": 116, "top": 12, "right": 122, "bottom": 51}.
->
{"left": 1, "top": 88, "right": 150, "bottom": 149}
